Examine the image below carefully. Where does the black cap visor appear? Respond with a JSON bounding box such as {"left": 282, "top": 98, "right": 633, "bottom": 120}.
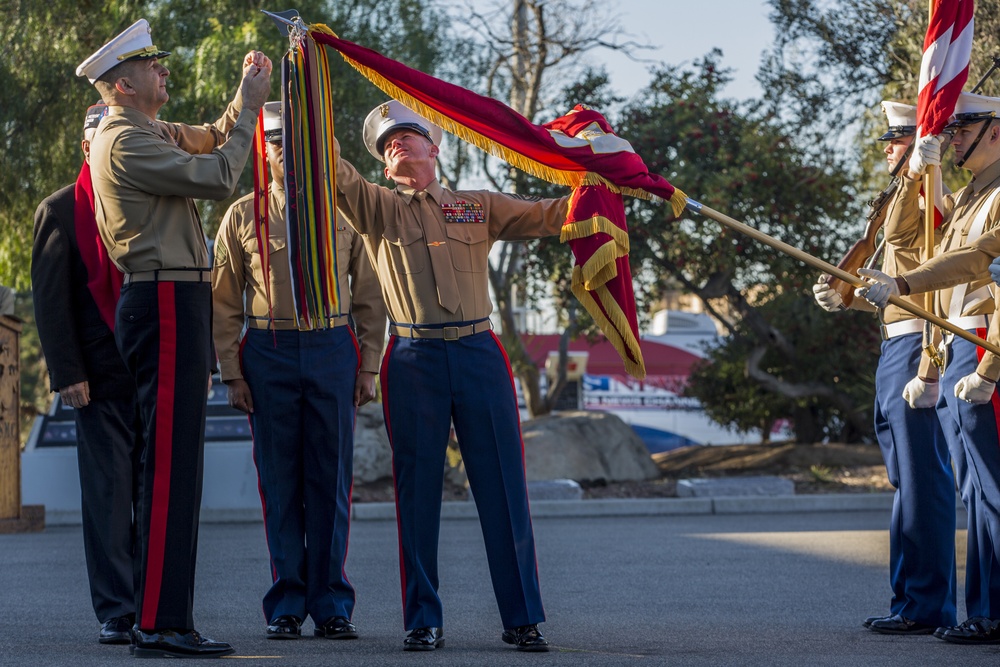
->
{"left": 376, "top": 123, "right": 433, "bottom": 155}
{"left": 878, "top": 125, "right": 916, "bottom": 141}
{"left": 947, "top": 112, "right": 996, "bottom": 130}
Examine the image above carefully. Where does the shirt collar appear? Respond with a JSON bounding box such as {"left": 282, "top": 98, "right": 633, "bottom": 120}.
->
{"left": 972, "top": 157, "right": 1000, "bottom": 194}
{"left": 108, "top": 105, "right": 156, "bottom": 127}
{"left": 269, "top": 181, "right": 285, "bottom": 209}
{"left": 397, "top": 179, "right": 443, "bottom": 204}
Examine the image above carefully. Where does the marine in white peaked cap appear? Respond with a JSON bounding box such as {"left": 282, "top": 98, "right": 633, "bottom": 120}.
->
{"left": 363, "top": 100, "right": 442, "bottom": 161}
{"left": 856, "top": 84, "right": 1000, "bottom": 647}
{"left": 75, "top": 17, "right": 273, "bottom": 660}
{"left": 879, "top": 100, "right": 917, "bottom": 141}
{"left": 262, "top": 100, "right": 282, "bottom": 141}
{"left": 76, "top": 19, "right": 170, "bottom": 84}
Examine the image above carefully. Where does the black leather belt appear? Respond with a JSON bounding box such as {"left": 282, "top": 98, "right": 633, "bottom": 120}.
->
{"left": 124, "top": 269, "right": 212, "bottom": 284}
{"left": 389, "top": 318, "right": 492, "bottom": 340}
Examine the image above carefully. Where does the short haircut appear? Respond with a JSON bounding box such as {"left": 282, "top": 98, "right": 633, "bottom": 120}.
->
{"left": 96, "top": 59, "right": 139, "bottom": 86}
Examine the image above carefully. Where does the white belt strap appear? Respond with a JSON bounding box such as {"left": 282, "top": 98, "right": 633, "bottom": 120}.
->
{"left": 881, "top": 319, "right": 924, "bottom": 339}
{"left": 947, "top": 314, "right": 990, "bottom": 331}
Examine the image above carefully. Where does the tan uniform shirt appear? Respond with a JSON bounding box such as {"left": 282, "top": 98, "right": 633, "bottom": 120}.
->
{"left": 212, "top": 183, "right": 388, "bottom": 382}
{"left": 332, "top": 139, "right": 570, "bottom": 325}
{"left": 896, "top": 158, "right": 1000, "bottom": 378}
{"left": 879, "top": 171, "right": 948, "bottom": 325}
{"left": 89, "top": 91, "right": 257, "bottom": 272}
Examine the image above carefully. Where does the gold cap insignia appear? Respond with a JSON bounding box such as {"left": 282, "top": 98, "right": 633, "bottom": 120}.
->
{"left": 380, "top": 104, "right": 390, "bottom": 118}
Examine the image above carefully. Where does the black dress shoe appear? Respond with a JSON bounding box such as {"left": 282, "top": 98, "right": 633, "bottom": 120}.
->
{"left": 936, "top": 617, "right": 1000, "bottom": 644}
{"left": 132, "top": 629, "right": 235, "bottom": 659}
{"left": 99, "top": 615, "right": 135, "bottom": 645}
{"left": 403, "top": 627, "right": 444, "bottom": 651}
{"left": 502, "top": 624, "right": 550, "bottom": 651}
{"left": 863, "top": 614, "right": 890, "bottom": 629}
{"left": 266, "top": 615, "right": 302, "bottom": 640}
{"left": 868, "top": 614, "right": 936, "bottom": 635}
{"left": 314, "top": 616, "right": 359, "bottom": 640}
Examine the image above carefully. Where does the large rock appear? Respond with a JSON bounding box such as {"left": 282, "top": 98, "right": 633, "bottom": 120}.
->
{"left": 352, "top": 403, "right": 393, "bottom": 483}
{"left": 521, "top": 411, "right": 660, "bottom": 482}
{"left": 352, "top": 407, "right": 659, "bottom": 486}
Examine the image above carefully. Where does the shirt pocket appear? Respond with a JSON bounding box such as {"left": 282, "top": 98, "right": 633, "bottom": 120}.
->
{"left": 266, "top": 237, "right": 288, "bottom": 288}
{"left": 382, "top": 224, "right": 426, "bottom": 274}
{"left": 335, "top": 226, "right": 353, "bottom": 273}
{"left": 445, "top": 223, "right": 488, "bottom": 272}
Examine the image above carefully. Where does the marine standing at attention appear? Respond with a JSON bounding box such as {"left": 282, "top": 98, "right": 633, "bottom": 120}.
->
{"left": 859, "top": 92, "right": 1000, "bottom": 645}
{"left": 813, "top": 100, "right": 957, "bottom": 635}
{"left": 212, "top": 101, "right": 386, "bottom": 643}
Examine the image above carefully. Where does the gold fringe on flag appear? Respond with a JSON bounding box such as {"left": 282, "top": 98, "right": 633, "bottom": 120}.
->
{"left": 570, "top": 271, "right": 646, "bottom": 380}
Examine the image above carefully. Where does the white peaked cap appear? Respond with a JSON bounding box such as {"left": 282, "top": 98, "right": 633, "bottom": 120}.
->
{"left": 879, "top": 100, "right": 916, "bottom": 140}
{"left": 262, "top": 101, "right": 282, "bottom": 134}
{"left": 363, "top": 100, "right": 442, "bottom": 161}
{"left": 952, "top": 91, "right": 1000, "bottom": 121}
{"left": 76, "top": 19, "right": 170, "bottom": 84}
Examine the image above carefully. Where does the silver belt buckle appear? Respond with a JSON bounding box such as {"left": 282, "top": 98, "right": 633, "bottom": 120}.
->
{"left": 443, "top": 326, "right": 460, "bottom": 341}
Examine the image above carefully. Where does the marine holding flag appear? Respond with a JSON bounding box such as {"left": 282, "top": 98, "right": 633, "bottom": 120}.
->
{"left": 814, "top": 100, "right": 957, "bottom": 637}
{"left": 859, "top": 91, "right": 1000, "bottom": 644}
{"left": 331, "top": 100, "right": 568, "bottom": 652}
{"left": 285, "top": 21, "right": 690, "bottom": 652}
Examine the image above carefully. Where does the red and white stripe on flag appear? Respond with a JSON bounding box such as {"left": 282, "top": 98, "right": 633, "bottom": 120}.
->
{"left": 916, "top": 0, "right": 974, "bottom": 138}
{"left": 917, "top": 0, "right": 973, "bottom": 229}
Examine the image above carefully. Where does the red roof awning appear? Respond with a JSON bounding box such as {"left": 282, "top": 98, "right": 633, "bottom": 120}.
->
{"left": 520, "top": 334, "right": 702, "bottom": 378}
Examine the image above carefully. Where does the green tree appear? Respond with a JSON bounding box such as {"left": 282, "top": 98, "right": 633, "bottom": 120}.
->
{"left": 620, "top": 54, "right": 879, "bottom": 442}
{"left": 0, "top": 0, "right": 155, "bottom": 290}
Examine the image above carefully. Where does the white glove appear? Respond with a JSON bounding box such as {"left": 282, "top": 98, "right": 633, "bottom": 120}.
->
{"left": 856, "top": 267, "right": 900, "bottom": 309}
{"left": 908, "top": 134, "right": 945, "bottom": 176}
{"left": 902, "top": 376, "right": 939, "bottom": 409}
{"left": 812, "top": 277, "right": 845, "bottom": 312}
{"left": 954, "top": 373, "right": 997, "bottom": 405}
{"left": 989, "top": 256, "right": 1000, "bottom": 286}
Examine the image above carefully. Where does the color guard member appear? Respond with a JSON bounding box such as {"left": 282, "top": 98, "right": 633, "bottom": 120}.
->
{"left": 814, "top": 100, "right": 957, "bottom": 635}
{"left": 212, "top": 102, "right": 386, "bottom": 642}
{"left": 77, "top": 18, "right": 270, "bottom": 658}
{"left": 859, "top": 91, "right": 1000, "bottom": 645}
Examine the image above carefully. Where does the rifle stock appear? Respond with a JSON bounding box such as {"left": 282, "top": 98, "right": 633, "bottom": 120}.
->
{"left": 824, "top": 178, "right": 897, "bottom": 307}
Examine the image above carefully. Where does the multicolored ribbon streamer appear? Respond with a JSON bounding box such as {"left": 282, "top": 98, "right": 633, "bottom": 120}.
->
{"left": 288, "top": 24, "right": 690, "bottom": 377}
{"left": 254, "top": 36, "right": 341, "bottom": 330}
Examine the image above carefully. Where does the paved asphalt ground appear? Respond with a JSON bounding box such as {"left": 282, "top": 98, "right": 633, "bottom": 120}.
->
{"left": 1, "top": 502, "right": 996, "bottom": 666}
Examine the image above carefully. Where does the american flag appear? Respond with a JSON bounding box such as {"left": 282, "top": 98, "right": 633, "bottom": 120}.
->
{"left": 916, "top": 0, "right": 974, "bottom": 138}
{"left": 915, "top": 0, "right": 974, "bottom": 230}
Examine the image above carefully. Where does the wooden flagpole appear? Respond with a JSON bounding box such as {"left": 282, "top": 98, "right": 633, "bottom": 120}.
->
{"left": 924, "top": 0, "right": 937, "bottom": 316}
{"left": 685, "top": 198, "right": 1000, "bottom": 356}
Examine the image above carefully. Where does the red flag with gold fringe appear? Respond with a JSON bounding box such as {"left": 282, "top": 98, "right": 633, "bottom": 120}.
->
{"left": 307, "top": 26, "right": 685, "bottom": 378}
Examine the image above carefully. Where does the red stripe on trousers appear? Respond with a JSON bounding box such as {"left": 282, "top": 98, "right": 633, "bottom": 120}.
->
{"left": 973, "top": 327, "right": 1000, "bottom": 444}
{"left": 489, "top": 331, "right": 528, "bottom": 462}
{"left": 141, "top": 282, "right": 177, "bottom": 630}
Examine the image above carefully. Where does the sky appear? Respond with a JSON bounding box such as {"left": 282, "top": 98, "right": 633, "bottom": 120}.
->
{"left": 597, "top": 0, "right": 775, "bottom": 100}
{"left": 459, "top": 0, "right": 776, "bottom": 101}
